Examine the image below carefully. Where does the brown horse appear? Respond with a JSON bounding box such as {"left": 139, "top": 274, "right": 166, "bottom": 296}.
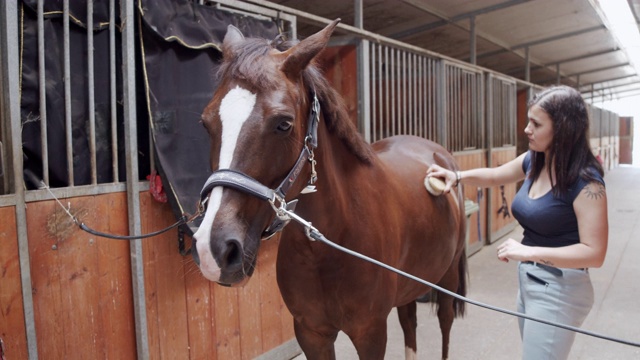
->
{"left": 193, "top": 19, "right": 467, "bottom": 360}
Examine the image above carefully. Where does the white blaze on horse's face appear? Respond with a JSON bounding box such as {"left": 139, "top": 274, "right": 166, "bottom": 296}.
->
{"left": 194, "top": 85, "right": 257, "bottom": 282}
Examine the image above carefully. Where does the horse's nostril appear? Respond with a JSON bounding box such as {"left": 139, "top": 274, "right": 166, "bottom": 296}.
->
{"left": 222, "top": 239, "right": 243, "bottom": 270}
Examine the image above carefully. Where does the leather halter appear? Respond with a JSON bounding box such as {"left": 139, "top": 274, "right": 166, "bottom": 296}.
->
{"left": 198, "top": 91, "right": 320, "bottom": 239}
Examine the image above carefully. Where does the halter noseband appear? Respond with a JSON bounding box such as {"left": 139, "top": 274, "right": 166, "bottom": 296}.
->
{"left": 198, "top": 91, "right": 321, "bottom": 240}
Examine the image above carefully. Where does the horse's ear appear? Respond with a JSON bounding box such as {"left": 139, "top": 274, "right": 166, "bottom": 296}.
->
{"left": 222, "top": 24, "right": 245, "bottom": 54}
{"left": 281, "top": 19, "right": 341, "bottom": 78}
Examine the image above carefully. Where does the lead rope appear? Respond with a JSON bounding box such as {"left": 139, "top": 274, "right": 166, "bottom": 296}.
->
{"left": 277, "top": 205, "right": 640, "bottom": 348}
{"left": 42, "top": 181, "right": 202, "bottom": 240}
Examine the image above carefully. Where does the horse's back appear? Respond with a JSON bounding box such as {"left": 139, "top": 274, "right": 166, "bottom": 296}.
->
{"left": 372, "top": 135, "right": 457, "bottom": 173}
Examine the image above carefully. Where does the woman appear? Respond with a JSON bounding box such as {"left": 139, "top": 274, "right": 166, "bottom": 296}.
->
{"left": 427, "top": 85, "right": 608, "bottom": 360}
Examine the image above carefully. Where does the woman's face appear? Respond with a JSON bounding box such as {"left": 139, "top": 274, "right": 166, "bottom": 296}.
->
{"left": 525, "top": 104, "right": 554, "bottom": 154}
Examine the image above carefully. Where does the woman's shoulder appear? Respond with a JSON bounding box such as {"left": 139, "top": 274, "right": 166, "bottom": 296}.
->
{"left": 567, "top": 165, "right": 604, "bottom": 201}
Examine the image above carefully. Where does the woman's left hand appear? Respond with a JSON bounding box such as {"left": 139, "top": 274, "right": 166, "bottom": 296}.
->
{"left": 496, "top": 238, "right": 531, "bottom": 263}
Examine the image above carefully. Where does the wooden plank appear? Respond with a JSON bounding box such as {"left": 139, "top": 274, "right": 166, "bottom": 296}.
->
{"left": 258, "top": 239, "right": 283, "bottom": 352}
{"left": 140, "top": 192, "right": 191, "bottom": 358}
{"left": 238, "top": 262, "right": 263, "bottom": 359}
{"left": 454, "top": 152, "right": 488, "bottom": 248}
{"left": 184, "top": 250, "right": 217, "bottom": 360}
{"left": 27, "top": 195, "right": 138, "bottom": 358}
{"left": 490, "top": 148, "right": 517, "bottom": 235}
{"left": 140, "top": 193, "right": 162, "bottom": 359}
{"left": 0, "top": 206, "right": 29, "bottom": 360}
{"left": 27, "top": 199, "right": 65, "bottom": 359}
{"left": 320, "top": 45, "right": 358, "bottom": 127}
{"left": 96, "top": 193, "right": 137, "bottom": 358}
{"left": 56, "top": 196, "right": 103, "bottom": 359}
{"left": 213, "top": 285, "right": 241, "bottom": 359}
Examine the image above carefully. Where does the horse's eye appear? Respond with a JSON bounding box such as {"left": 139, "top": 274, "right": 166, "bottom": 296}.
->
{"left": 276, "top": 120, "right": 293, "bottom": 132}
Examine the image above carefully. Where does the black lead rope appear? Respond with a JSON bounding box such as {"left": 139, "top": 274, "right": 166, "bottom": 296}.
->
{"left": 43, "top": 181, "right": 199, "bottom": 241}
{"left": 76, "top": 216, "right": 189, "bottom": 240}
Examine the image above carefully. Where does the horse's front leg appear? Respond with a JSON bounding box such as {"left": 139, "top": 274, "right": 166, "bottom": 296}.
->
{"left": 397, "top": 301, "right": 418, "bottom": 360}
{"left": 294, "top": 320, "right": 338, "bottom": 360}
{"left": 346, "top": 316, "right": 389, "bottom": 360}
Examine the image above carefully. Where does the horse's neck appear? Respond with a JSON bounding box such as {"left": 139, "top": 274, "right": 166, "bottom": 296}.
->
{"left": 304, "top": 125, "right": 378, "bottom": 216}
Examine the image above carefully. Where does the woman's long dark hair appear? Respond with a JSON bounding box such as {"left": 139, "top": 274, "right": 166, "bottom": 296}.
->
{"left": 528, "top": 85, "right": 604, "bottom": 196}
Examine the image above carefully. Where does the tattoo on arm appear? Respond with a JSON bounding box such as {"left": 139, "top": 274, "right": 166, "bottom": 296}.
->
{"left": 584, "top": 183, "right": 606, "bottom": 200}
{"left": 539, "top": 259, "right": 555, "bottom": 266}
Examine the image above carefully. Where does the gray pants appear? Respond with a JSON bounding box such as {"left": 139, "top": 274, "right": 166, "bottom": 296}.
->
{"left": 517, "top": 262, "right": 594, "bottom": 360}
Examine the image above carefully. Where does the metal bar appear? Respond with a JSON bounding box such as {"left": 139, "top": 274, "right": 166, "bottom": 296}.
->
{"left": 376, "top": 43, "right": 382, "bottom": 141}
{"left": 485, "top": 74, "right": 494, "bottom": 242}
{"left": 63, "top": 0, "right": 73, "bottom": 185}
{"left": 429, "top": 58, "right": 434, "bottom": 139}
{"left": 418, "top": 55, "right": 423, "bottom": 138}
{"left": 87, "top": 0, "right": 97, "bottom": 184}
{"left": 563, "top": 62, "right": 630, "bottom": 77}
{"left": 477, "top": 25, "right": 605, "bottom": 59}
{"left": 411, "top": 54, "right": 420, "bottom": 136}
{"left": 2, "top": 0, "right": 39, "bottom": 357}
{"left": 391, "top": 48, "right": 396, "bottom": 135}
{"left": 24, "top": 182, "right": 146, "bottom": 202}
{"left": 384, "top": 45, "right": 390, "bottom": 139}
{"left": 357, "top": 39, "right": 371, "bottom": 142}
{"left": 390, "top": 0, "right": 532, "bottom": 38}
{"left": 401, "top": 50, "right": 406, "bottom": 134}
{"left": 354, "top": 0, "right": 363, "bottom": 28}
{"left": 37, "top": 0, "right": 49, "bottom": 185}
{"left": 586, "top": 86, "right": 640, "bottom": 100}
{"left": 455, "top": 68, "right": 460, "bottom": 150}
{"left": 121, "top": 0, "right": 149, "bottom": 358}
{"left": 581, "top": 80, "right": 640, "bottom": 94}
{"left": 403, "top": 50, "right": 408, "bottom": 134}
{"left": 469, "top": 16, "right": 476, "bottom": 65}
{"left": 109, "top": 0, "right": 118, "bottom": 182}
{"left": 524, "top": 46, "right": 530, "bottom": 83}
{"left": 579, "top": 74, "right": 638, "bottom": 88}
{"left": 437, "top": 61, "right": 446, "bottom": 147}
{"left": 370, "top": 43, "right": 377, "bottom": 142}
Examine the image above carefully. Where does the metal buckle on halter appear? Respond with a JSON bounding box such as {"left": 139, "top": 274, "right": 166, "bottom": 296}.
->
{"left": 198, "top": 195, "right": 209, "bottom": 213}
{"left": 263, "top": 196, "right": 298, "bottom": 240}
{"left": 268, "top": 193, "right": 290, "bottom": 221}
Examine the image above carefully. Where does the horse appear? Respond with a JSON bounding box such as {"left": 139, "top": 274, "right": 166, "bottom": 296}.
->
{"left": 192, "top": 19, "right": 467, "bottom": 360}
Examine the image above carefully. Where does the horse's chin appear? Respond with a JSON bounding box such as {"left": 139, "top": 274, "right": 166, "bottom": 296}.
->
{"left": 217, "top": 256, "right": 257, "bottom": 287}
{"left": 217, "top": 276, "right": 251, "bottom": 288}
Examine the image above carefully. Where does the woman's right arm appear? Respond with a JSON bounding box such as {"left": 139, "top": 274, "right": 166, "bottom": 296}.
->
{"left": 427, "top": 152, "right": 528, "bottom": 193}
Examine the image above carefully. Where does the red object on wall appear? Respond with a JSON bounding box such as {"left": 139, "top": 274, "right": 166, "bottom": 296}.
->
{"left": 147, "top": 171, "right": 168, "bottom": 203}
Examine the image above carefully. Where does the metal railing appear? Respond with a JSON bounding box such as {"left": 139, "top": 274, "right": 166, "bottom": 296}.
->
{"left": 369, "top": 43, "right": 439, "bottom": 143}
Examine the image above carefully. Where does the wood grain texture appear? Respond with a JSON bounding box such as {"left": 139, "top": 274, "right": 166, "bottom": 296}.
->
{"left": 27, "top": 194, "right": 136, "bottom": 359}
{"left": 0, "top": 206, "right": 29, "bottom": 360}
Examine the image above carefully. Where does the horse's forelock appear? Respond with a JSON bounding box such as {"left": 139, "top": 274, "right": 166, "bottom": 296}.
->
{"left": 218, "top": 38, "right": 281, "bottom": 90}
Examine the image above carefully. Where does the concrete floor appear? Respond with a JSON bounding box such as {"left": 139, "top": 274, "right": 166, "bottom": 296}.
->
{"left": 293, "top": 166, "right": 640, "bottom": 359}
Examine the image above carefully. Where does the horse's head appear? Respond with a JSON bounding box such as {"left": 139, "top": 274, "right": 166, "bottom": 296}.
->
{"left": 193, "top": 20, "right": 341, "bottom": 286}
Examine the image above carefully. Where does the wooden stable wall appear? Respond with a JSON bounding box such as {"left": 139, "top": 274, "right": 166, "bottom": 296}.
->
{"left": 454, "top": 148, "right": 518, "bottom": 247}
{"left": 489, "top": 148, "right": 518, "bottom": 240}
{"left": 0, "top": 192, "right": 294, "bottom": 360}
{"left": 320, "top": 45, "right": 358, "bottom": 128}
{"left": 1, "top": 206, "right": 29, "bottom": 360}
{"left": 454, "top": 151, "right": 488, "bottom": 252}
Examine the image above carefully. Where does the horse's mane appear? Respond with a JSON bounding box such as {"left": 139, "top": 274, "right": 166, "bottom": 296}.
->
{"left": 218, "top": 36, "right": 375, "bottom": 165}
